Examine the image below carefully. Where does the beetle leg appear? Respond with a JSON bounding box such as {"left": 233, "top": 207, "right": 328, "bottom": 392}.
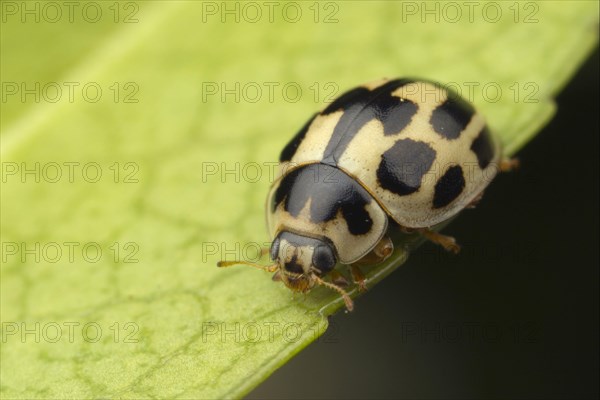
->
{"left": 373, "top": 236, "right": 394, "bottom": 261}
{"left": 349, "top": 264, "right": 368, "bottom": 292}
{"left": 417, "top": 228, "right": 461, "bottom": 254}
{"left": 340, "top": 236, "right": 394, "bottom": 293}
{"left": 466, "top": 191, "right": 485, "bottom": 209}
{"left": 329, "top": 269, "right": 350, "bottom": 288}
{"left": 500, "top": 158, "right": 520, "bottom": 172}
{"left": 353, "top": 236, "right": 394, "bottom": 266}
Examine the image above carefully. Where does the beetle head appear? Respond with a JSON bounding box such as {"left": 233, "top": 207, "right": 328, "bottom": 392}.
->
{"left": 269, "top": 231, "right": 336, "bottom": 290}
{"left": 217, "top": 230, "right": 353, "bottom": 310}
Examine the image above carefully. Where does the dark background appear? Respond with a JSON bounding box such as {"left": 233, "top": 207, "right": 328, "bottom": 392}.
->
{"left": 249, "top": 49, "right": 599, "bottom": 399}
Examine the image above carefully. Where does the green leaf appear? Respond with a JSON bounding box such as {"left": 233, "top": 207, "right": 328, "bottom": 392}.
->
{"left": 1, "top": 1, "right": 597, "bottom": 398}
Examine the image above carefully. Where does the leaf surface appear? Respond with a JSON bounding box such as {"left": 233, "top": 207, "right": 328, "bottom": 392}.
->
{"left": 1, "top": 1, "right": 597, "bottom": 398}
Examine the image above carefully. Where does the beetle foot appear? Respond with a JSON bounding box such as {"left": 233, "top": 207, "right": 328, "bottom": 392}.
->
{"left": 417, "top": 228, "right": 461, "bottom": 254}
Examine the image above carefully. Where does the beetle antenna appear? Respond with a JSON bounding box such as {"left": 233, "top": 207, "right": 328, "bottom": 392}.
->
{"left": 313, "top": 275, "right": 354, "bottom": 312}
{"left": 217, "top": 260, "right": 278, "bottom": 272}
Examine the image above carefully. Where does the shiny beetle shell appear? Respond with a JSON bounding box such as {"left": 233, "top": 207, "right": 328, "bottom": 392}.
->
{"left": 267, "top": 78, "right": 501, "bottom": 264}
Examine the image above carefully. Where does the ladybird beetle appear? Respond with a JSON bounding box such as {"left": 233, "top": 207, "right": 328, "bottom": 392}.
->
{"left": 218, "top": 78, "right": 517, "bottom": 311}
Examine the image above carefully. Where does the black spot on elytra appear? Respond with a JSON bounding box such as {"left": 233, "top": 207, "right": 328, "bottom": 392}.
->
{"left": 272, "top": 164, "right": 375, "bottom": 235}
{"left": 470, "top": 126, "right": 495, "bottom": 169}
{"left": 320, "top": 79, "right": 417, "bottom": 165}
{"left": 430, "top": 93, "right": 476, "bottom": 140}
{"left": 280, "top": 113, "right": 317, "bottom": 162}
{"left": 322, "top": 87, "right": 370, "bottom": 115}
{"left": 433, "top": 165, "right": 465, "bottom": 209}
{"left": 377, "top": 138, "right": 436, "bottom": 195}
{"left": 379, "top": 98, "right": 418, "bottom": 136}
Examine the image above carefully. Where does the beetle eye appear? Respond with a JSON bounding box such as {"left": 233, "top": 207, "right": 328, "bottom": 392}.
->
{"left": 270, "top": 237, "right": 280, "bottom": 261}
{"left": 312, "top": 246, "right": 336, "bottom": 274}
